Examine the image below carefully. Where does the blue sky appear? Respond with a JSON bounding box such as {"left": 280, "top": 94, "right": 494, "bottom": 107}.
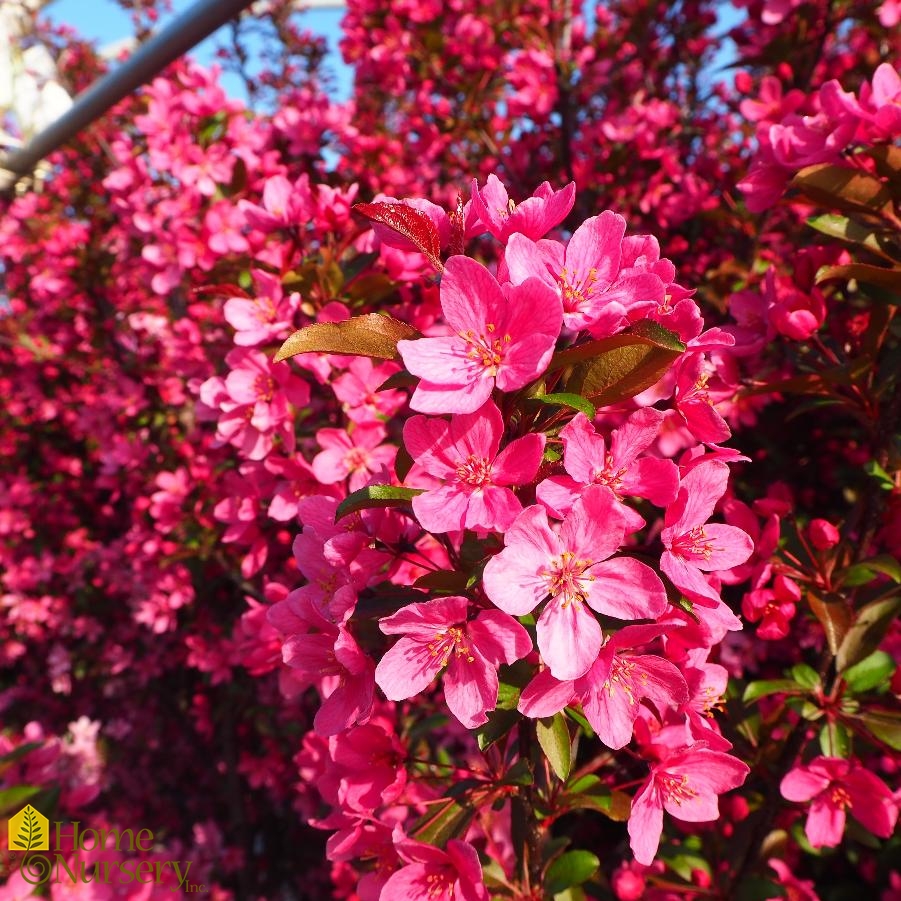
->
{"left": 44, "top": 0, "right": 352, "bottom": 102}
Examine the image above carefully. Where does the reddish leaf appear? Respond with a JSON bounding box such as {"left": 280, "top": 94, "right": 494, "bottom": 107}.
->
{"left": 354, "top": 201, "right": 444, "bottom": 271}
{"left": 791, "top": 164, "right": 893, "bottom": 216}
{"left": 274, "top": 313, "right": 421, "bottom": 362}
{"left": 816, "top": 263, "right": 901, "bottom": 295}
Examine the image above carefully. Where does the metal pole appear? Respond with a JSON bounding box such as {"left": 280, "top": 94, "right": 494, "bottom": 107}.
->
{"left": 0, "top": 0, "right": 255, "bottom": 192}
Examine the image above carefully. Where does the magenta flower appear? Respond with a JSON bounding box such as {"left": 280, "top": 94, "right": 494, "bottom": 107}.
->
{"left": 397, "top": 255, "right": 562, "bottom": 414}
{"left": 672, "top": 353, "right": 732, "bottom": 446}
{"left": 382, "top": 835, "right": 488, "bottom": 901}
{"left": 537, "top": 409, "right": 678, "bottom": 522}
{"left": 483, "top": 487, "right": 668, "bottom": 681}
{"left": 519, "top": 624, "right": 687, "bottom": 749}
{"left": 470, "top": 174, "right": 575, "bottom": 243}
{"left": 661, "top": 460, "right": 754, "bottom": 607}
{"left": 374, "top": 595, "right": 532, "bottom": 729}
{"left": 404, "top": 400, "right": 544, "bottom": 533}
{"left": 780, "top": 756, "right": 898, "bottom": 848}
{"left": 505, "top": 211, "right": 666, "bottom": 335}
{"left": 628, "top": 746, "right": 750, "bottom": 864}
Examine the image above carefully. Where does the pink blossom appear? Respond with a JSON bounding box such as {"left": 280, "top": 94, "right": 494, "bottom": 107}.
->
{"left": 332, "top": 358, "right": 406, "bottom": 425}
{"left": 661, "top": 460, "right": 754, "bottom": 606}
{"left": 537, "top": 409, "right": 678, "bottom": 522}
{"left": 628, "top": 746, "right": 750, "bottom": 864}
{"left": 484, "top": 487, "right": 667, "bottom": 680}
{"left": 374, "top": 595, "right": 532, "bottom": 729}
{"left": 397, "top": 256, "right": 562, "bottom": 413}
{"left": 519, "top": 624, "right": 687, "bottom": 749}
{"left": 404, "top": 400, "right": 544, "bottom": 533}
{"left": 505, "top": 211, "right": 666, "bottom": 335}
{"left": 808, "top": 518, "right": 840, "bottom": 550}
{"left": 470, "top": 174, "right": 575, "bottom": 243}
{"left": 780, "top": 757, "right": 898, "bottom": 848}
{"left": 312, "top": 424, "right": 398, "bottom": 492}
{"left": 223, "top": 270, "right": 299, "bottom": 347}
{"left": 382, "top": 835, "right": 488, "bottom": 901}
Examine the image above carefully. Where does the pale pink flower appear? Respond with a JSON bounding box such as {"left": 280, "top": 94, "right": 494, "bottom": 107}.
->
{"left": 374, "top": 595, "right": 532, "bottom": 729}
{"left": 483, "top": 487, "right": 668, "bottom": 681}
{"left": 397, "top": 256, "right": 562, "bottom": 413}
{"left": 519, "top": 624, "right": 687, "bottom": 749}
{"left": 780, "top": 756, "right": 898, "bottom": 848}
{"left": 332, "top": 358, "right": 406, "bottom": 425}
{"left": 223, "top": 270, "right": 299, "bottom": 347}
{"left": 661, "top": 460, "right": 754, "bottom": 606}
{"left": 628, "top": 746, "right": 750, "bottom": 864}
{"left": 404, "top": 400, "right": 544, "bottom": 533}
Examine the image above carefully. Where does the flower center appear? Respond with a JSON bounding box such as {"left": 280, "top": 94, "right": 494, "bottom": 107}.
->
{"left": 424, "top": 869, "right": 455, "bottom": 899}
{"left": 603, "top": 657, "right": 640, "bottom": 706}
{"left": 592, "top": 453, "right": 628, "bottom": 493}
{"left": 254, "top": 374, "right": 275, "bottom": 401}
{"left": 460, "top": 322, "right": 511, "bottom": 376}
{"left": 427, "top": 626, "right": 475, "bottom": 667}
{"left": 559, "top": 266, "right": 598, "bottom": 313}
{"left": 658, "top": 772, "right": 699, "bottom": 807}
{"left": 455, "top": 454, "right": 493, "bottom": 487}
{"left": 829, "top": 785, "right": 851, "bottom": 809}
{"left": 345, "top": 447, "right": 370, "bottom": 471}
{"left": 542, "top": 550, "right": 594, "bottom": 607}
{"left": 672, "top": 525, "right": 718, "bottom": 561}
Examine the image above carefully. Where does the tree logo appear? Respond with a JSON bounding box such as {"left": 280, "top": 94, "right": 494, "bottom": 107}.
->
{"left": 7, "top": 805, "right": 49, "bottom": 851}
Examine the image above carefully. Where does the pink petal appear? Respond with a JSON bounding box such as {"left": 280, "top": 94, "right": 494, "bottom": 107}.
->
{"left": 565, "top": 211, "right": 625, "bottom": 288}
{"left": 374, "top": 637, "right": 444, "bottom": 701}
{"left": 464, "top": 485, "right": 523, "bottom": 532}
{"left": 535, "top": 475, "right": 582, "bottom": 518}
{"left": 560, "top": 413, "right": 606, "bottom": 484}
{"left": 518, "top": 668, "right": 576, "bottom": 719}
{"left": 696, "top": 524, "right": 754, "bottom": 571}
{"left": 468, "top": 609, "right": 533, "bottom": 666}
{"left": 586, "top": 557, "right": 668, "bottom": 620}
{"left": 628, "top": 779, "right": 665, "bottom": 865}
{"left": 805, "top": 797, "right": 845, "bottom": 848}
{"left": 413, "top": 484, "right": 471, "bottom": 533}
{"left": 409, "top": 374, "right": 494, "bottom": 415}
{"left": 444, "top": 649, "right": 498, "bottom": 728}
{"left": 610, "top": 408, "right": 666, "bottom": 465}
{"left": 661, "top": 551, "right": 722, "bottom": 606}
{"left": 623, "top": 457, "right": 679, "bottom": 506}
{"left": 537, "top": 598, "right": 602, "bottom": 681}
{"left": 495, "top": 332, "right": 559, "bottom": 392}
{"left": 504, "top": 233, "right": 562, "bottom": 287}
{"left": 449, "top": 401, "right": 503, "bottom": 459}
{"left": 560, "top": 486, "right": 624, "bottom": 563}
{"left": 380, "top": 596, "right": 469, "bottom": 637}
{"left": 493, "top": 433, "right": 545, "bottom": 485}
{"left": 665, "top": 460, "right": 729, "bottom": 533}
{"left": 440, "top": 256, "right": 504, "bottom": 332}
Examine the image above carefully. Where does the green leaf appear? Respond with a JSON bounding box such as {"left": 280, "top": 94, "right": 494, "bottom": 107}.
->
{"left": 0, "top": 786, "right": 41, "bottom": 818}
{"left": 836, "top": 595, "right": 901, "bottom": 672}
{"left": 475, "top": 708, "right": 520, "bottom": 751}
{"left": 845, "top": 555, "right": 901, "bottom": 585}
{"left": 501, "top": 758, "right": 533, "bottom": 787}
{"left": 335, "top": 485, "right": 424, "bottom": 520}
{"left": 561, "top": 322, "right": 685, "bottom": 407}
{"left": 790, "top": 663, "right": 821, "bottom": 691}
{"left": 410, "top": 796, "right": 475, "bottom": 847}
{"left": 806, "top": 214, "right": 897, "bottom": 262}
{"left": 818, "top": 720, "right": 850, "bottom": 758}
{"left": 564, "top": 786, "right": 632, "bottom": 821}
{"left": 842, "top": 650, "right": 895, "bottom": 692}
{"left": 742, "top": 679, "right": 801, "bottom": 703}
{"left": 856, "top": 711, "right": 901, "bottom": 750}
{"left": 536, "top": 714, "right": 572, "bottom": 781}
{"left": 529, "top": 393, "right": 596, "bottom": 418}
{"left": 545, "top": 850, "right": 600, "bottom": 894}
{"left": 274, "top": 313, "right": 421, "bottom": 362}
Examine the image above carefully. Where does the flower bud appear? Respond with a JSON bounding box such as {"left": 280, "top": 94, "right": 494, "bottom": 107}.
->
{"left": 808, "top": 519, "right": 840, "bottom": 550}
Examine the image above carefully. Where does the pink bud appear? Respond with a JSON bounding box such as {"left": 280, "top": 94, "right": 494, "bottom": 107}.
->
{"left": 809, "top": 519, "right": 840, "bottom": 550}
{"left": 612, "top": 866, "right": 646, "bottom": 901}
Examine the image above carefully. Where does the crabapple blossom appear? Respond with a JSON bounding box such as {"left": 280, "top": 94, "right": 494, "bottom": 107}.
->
{"left": 397, "top": 255, "right": 562, "bottom": 413}
{"left": 404, "top": 400, "right": 544, "bottom": 533}
{"left": 484, "top": 487, "right": 668, "bottom": 680}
